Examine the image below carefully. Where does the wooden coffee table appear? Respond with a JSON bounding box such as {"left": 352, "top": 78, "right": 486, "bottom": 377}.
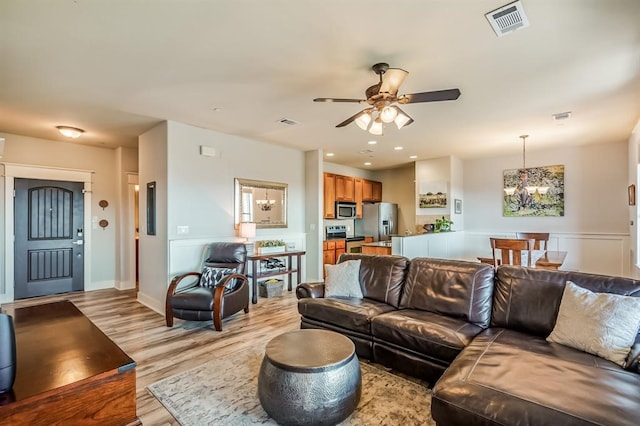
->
{"left": 0, "top": 300, "right": 138, "bottom": 425}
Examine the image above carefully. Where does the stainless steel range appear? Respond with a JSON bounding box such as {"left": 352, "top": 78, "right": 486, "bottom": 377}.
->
{"left": 325, "top": 225, "right": 366, "bottom": 253}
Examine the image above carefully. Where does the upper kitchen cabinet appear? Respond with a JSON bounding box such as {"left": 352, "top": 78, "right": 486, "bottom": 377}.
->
{"left": 354, "top": 178, "right": 363, "bottom": 219}
{"left": 324, "top": 172, "right": 382, "bottom": 218}
{"left": 363, "top": 179, "right": 382, "bottom": 202}
{"left": 323, "top": 173, "right": 336, "bottom": 219}
{"left": 335, "top": 175, "right": 355, "bottom": 201}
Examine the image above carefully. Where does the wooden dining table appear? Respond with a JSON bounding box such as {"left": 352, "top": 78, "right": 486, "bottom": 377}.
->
{"left": 478, "top": 250, "right": 567, "bottom": 270}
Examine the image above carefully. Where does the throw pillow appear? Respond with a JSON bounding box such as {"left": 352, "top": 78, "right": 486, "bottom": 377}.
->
{"left": 199, "top": 266, "right": 237, "bottom": 289}
{"left": 547, "top": 281, "right": 640, "bottom": 367}
{"left": 324, "top": 259, "right": 363, "bottom": 298}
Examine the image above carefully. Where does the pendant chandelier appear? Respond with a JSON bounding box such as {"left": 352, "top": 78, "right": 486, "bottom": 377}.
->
{"left": 504, "top": 135, "right": 549, "bottom": 209}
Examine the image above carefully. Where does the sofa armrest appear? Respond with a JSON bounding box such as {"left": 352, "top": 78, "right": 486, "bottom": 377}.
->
{"left": 296, "top": 281, "right": 325, "bottom": 299}
{"left": 626, "top": 343, "right": 640, "bottom": 373}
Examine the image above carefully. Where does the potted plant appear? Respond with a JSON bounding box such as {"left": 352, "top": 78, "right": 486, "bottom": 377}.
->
{"left": 255, "top": 239, "right": 287, "bottom": 255}
{"left": 434, "top": 216, "right": 453, "bottom": 232}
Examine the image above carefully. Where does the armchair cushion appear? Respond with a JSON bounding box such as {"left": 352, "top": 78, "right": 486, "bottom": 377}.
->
{"left": 199, "top": 266, "right": 237, "bottom": 289}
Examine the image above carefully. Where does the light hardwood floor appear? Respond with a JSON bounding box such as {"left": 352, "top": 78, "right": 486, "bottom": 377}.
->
{"left": 1, "top": 288, "right": 301, "bottom": 425}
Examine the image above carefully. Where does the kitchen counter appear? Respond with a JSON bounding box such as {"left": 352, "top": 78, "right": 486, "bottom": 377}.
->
{"left": 362, "top": 241, "right": 392, "bottom": 247}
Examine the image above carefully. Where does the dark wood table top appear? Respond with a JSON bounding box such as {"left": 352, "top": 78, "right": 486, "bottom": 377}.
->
{"left": 247, "top": 250, "right": 306, "bottom": 261}
{"left": 1, "top": 300, "right": 135, "bottom": 403}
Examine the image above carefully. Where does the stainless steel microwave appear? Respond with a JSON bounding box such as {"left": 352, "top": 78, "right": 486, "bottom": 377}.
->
{"left": 335, "top": 202, "right": 357, "bottom": 219}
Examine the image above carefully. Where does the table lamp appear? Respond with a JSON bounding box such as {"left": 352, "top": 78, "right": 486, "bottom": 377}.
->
{"left": 239, "top": 222, "right": 256, "bottom": 242}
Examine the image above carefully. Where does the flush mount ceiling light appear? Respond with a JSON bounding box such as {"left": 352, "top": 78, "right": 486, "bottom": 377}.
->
{"left": 56, "top": 126, "right": 84, "bottom": 138}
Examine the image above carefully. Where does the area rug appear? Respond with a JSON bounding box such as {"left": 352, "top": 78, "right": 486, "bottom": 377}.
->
{"left": 147, "top": 347, "right": 435, "bottom": 425}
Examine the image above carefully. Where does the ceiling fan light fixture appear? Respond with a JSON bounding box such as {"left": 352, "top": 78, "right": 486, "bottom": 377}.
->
{"left": 355, "top": 111, "right": 372, "bottom": 130}
{"left": 394, "top": 111, "right": 412, "bottom": 129}
{"left": 380, "top": 105, "right": 398, "bottom": 123}
{"left": 56, "top": 126, "right": 84, "bottom": 138}
{"left": 369, "top": 118, "right": 383, "bottom": 135}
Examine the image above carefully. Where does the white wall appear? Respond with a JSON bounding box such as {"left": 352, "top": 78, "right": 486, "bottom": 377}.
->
{"left": 0, "top": 132, "right": 134, "bottom": 301}
{"left": 137, "top": 121, "right": 308, "bottom": 313}
{"left": 628, "top": 120, "right": 640, "bottom": 278}
{"left": 376, "top": 163, "right": 416, "bottom": 234}
{"left": 464, "top": 141, "right": 628, "bottom": 234}
{"left": 137, "top": 123, "right": 169, "bottom": 311}
{"left": 462, "top": 140, "right": 630, "bottom": 276}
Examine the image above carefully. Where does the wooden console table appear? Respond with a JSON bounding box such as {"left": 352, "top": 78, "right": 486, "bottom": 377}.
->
{"left": 247, "top": 250, "right": 306, "bottom": 304}
{"left": 0, "top": 300, "right": 138, "bottom": 425}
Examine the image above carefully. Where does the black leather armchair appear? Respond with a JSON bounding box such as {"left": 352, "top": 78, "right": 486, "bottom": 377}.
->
{"left": 165, "top": 242, "right": 249, "bottom": 331}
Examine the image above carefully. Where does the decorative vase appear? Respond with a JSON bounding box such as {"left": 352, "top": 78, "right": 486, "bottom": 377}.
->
{"left": 0, "top": 313, "right": 16, "bottom": 393}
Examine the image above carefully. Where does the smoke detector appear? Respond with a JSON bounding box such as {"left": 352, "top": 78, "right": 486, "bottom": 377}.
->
{"left": 485, "top": 1, "right": 530, "bottom": 37}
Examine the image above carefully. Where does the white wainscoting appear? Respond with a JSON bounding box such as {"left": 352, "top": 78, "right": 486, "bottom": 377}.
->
{"left": 393, "top": 231, "right": 630, "bottom": 278}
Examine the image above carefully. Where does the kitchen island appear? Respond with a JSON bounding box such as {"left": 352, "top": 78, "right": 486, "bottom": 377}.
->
{"left": 391, "top": 231, "right": 465, "bottom": 260}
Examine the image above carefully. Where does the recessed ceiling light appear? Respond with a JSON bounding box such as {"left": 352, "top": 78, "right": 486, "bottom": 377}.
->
{"left": 364, "top": 162, "right": 372, "bottom": 166}
{"left": 394, "top": 146, "right": 403, "bottom": 150}
{"left": 211, "top": 107, "right": 222, "bottom": 112}
{"left": 368, "top": 140, "right": 377, "bottom": 145}
{"left": 409, "top": 155, "right": 418, "bottom": 159}
{"left": 326, "top": 152, "right": 335, "bottom": 157}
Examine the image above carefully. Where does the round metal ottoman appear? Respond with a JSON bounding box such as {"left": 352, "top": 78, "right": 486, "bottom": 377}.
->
{"left": 258, "top": 329, "right": 361, "bottom": 426}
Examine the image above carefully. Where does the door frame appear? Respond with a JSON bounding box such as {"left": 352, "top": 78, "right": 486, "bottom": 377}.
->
{"left": 2, "top": 163, "right": 93, "bottom": 303}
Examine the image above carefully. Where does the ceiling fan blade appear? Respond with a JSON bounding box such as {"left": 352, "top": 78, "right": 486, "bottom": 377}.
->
{"left": 399, "top": 88, "right": 461, "bottom": 104}
{"left": 335, "top": 109, "right": 370, "bottom": 128}
{"left": 379, "top": 68, "right": 408, "bottom": 96}
{"left": 314, "top": 97, "right": 366, "bottom": 103}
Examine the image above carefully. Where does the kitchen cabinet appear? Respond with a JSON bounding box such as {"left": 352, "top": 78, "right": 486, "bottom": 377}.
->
{"left": 324, "top": 173, "right": 382, "bottom": 218}
{"left": 354, "top": 178, "right": 363, "bottom": 218}
{"left": 323, "top": 173, "right": 336, "bottom": 219}
{"left": 362, "top": 245, "right": 392, "bottom": 255}
{"left": 323, "top": 239, "right": 346, "bottom": 267}
{"left": 335, "top": 175, "right": 355, "bottom": 201}
{"left": 363, "top": 179, "right": 382, "bottom": 202}
{"left": 323, "top": 240, "right": 336, "bottom": 265}
{"left": 335, "top": 239, "right": 346, "bottom": 260}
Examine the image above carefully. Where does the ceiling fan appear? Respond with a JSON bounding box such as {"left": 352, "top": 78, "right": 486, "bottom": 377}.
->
{"left": 314, "top": 63, "right": 461, "bottom": 135}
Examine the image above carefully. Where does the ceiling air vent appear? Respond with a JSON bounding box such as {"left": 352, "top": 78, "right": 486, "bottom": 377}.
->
{"left": 485, "top": 1, "right": 529, "bottom": 37}
{"left": 278, "top": 118, "right": 298, "bottom": 126}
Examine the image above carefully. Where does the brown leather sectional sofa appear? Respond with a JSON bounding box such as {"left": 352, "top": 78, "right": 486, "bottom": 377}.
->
{"left": 296, "top": 254, "right": 640, "bottom": 425}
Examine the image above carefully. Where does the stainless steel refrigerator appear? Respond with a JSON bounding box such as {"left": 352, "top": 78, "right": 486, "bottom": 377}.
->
{"left": 356, "top": 202, "right": 398, "bottom": 241}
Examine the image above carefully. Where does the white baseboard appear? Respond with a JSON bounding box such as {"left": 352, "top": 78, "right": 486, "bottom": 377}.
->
{"left": 115, "top": 280, "right": 136, "bottom": 290}
{"left": 137, "top": 291, "right": 164, "bottom": 316}
{"left": 85, "top": 280, "right": 114, "bottom": 291}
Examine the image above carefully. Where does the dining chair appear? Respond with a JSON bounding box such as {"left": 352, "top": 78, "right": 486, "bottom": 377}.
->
{"left": 490, "top": 238, "right": 535, "bottom": 268}
{"left": 515, "top": 232, "right": 550, "bottom": 250}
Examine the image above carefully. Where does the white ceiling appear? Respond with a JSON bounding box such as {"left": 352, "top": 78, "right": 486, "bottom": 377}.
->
{"left": 1, "top": 0, "right": 639, "bottom": 170}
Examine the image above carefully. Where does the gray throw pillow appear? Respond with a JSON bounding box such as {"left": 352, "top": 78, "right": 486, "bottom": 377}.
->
{"left": 547, "top": 281, "right": 640, "bottom": 367}
{"left": 324, "top": 259, "right": 363, "bottom": 298}
{"left": 199, "top": 266, "right": 237, "bottom": 289}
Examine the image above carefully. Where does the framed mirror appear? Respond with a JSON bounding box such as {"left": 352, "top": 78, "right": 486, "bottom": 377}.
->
{"left": 234, "top": 178, "right": 288, "bottom": 228}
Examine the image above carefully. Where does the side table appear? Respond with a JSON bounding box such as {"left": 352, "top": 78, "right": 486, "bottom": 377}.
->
{"left": 246, "top": 250, "right": 306, "bottom": 304}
